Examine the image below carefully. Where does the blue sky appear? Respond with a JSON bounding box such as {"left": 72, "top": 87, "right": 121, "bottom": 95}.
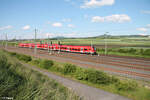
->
{"left": 0, "top": 0, "right": 150, "bottom": 39}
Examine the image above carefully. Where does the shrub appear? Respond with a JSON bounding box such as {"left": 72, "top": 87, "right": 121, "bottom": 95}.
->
{"left": 9, "top": 52, "right": 17, "bottom": 56}
{"left": 86, "top": 69, "right": 111, "bottom": 85}
{"left": 32, "top": 59, "right": 41, "bottom": 65}
{"left": 116, "top": 80, "right": 138, "bottom": 91}
{"left": 40, "top": 59, "right": 54, "bottom": 69}
{"left": 52, "top": 65, "right": 64, "bottom": 73}
{"left": 118, "top": 49, "right": 127, "bottom": 53}
{"left": 128, "top": 48, "right": 137, "bottom": 54}
{"left": 17, "top": 54, "right": 32, "bottom": 62}
{"left": 110, "top": 76, "right": 119, "bottom": 83}
{"left": 63, "top": 63, "right": 76, "bottom": 74}
{"left": 143, "top": 49, "right": 150, "bottom": 56}
{"left": 75, "top": 68, "right": 88, "bottom": 80}
{"left": 140, "top": 49, "right": 144, "bottom": 54}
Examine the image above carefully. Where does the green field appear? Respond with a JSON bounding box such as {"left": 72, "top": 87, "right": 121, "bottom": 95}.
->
{"left": 1, "top": 35, "right": 150, "bottom": 47}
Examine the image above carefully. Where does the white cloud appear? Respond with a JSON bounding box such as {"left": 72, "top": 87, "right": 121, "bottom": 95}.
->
{"left": 52, "top": 22, "right": 63, "bottom": 27}
{"left": 138, "top": 33, "right": 147, "bottom": 36}
{"left": 0, "top": 25, "right": 13, "bottom": 30}
{"left": 46, "top": 33, "right": 56, "bottom": 38}
{"left": 136, "top": 28, "right": 147, "bottom": 32}
{"left": 45, "top": 32, "right": 77, "bottom": 38}
{"left": 141, "top": 10, "right": 150, "bottom": 14}
{"left": 68, "top": 24, "right": 75, "bottom": 28}
{"left": 22, "top": 25, "right": 30, "bottom": 30}
{"left": 81, "top": 0, "right": 115, "bottom": 8}
{"left": 91, "top": 14, "right": 131, "bottom": 23}
{"left": 92, "top": 16, "right": 105, "bottom": 22}
{"left": 147, "top": 24, "right": 150, "bottom": 28}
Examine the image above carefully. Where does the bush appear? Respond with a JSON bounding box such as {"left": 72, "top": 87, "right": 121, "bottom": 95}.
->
{"left": 52, "top": 65, "right": 64, "bottom": 73}
{"left": 86, "top": 69, "right": 111, "bottom": 85}
{"left": 128, "top": 48, "right": 137, "bottom": 54}
{"left": 116, "top": 81, "right": 138, "bottom": 91}
{"left": 75, "top": 68, "right": 88, "bottom": 80}
{"left": 118, "top": 49, "right": 127, "bottom": 53}
{"left": 143, "top": 49, "right": 150, "bottom": 56}
{"left": 63, "top": 63, "right": 76, "bottom": 74}
{"left": 17, "top": 54, "right": 32, "bottom": 62}
{"left": 40, "top": 59, "right": 54, "bottom": 69}
{"left": 9, "top": 52, "right": 17, "bottom": 56}
{"left": 32, "top": 59, "right": 41, "bottom": 65}
{"left": 140, "top": 49, "right": 144, "bottom": 54}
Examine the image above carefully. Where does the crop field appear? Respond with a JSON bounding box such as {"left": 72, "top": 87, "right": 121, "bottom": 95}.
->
{"left": 1, "top": 36, "right": 150, "bottom": 47}
{"left": 47, "top": 36, "right": 150, "bottom": 47}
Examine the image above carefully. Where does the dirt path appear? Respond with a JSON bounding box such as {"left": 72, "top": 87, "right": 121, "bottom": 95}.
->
{"left": 20, "top": 62, "right": 131, "bottom": 100}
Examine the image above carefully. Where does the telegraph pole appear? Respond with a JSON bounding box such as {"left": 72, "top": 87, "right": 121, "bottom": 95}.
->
{"left": 91, "top": 40, "right": 93, "bottom": 55}
{"left": 34, "top": 29, "right": 37, "bottom": 55}
{"left": 47, "top": 34, "right": 50, "bottom": 53}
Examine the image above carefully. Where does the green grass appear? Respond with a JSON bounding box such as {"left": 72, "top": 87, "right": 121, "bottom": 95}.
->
{"left": 5, "top": 50, "right": 150, "bottom": 100}
{"left": 97, "top": 48, "right": 150, "bottom": 58}
{"left": 1, "top": 36, "right": 150, "bottom": 47}
{"left": 0, "top": 50, "right": 81, "bottom": 100}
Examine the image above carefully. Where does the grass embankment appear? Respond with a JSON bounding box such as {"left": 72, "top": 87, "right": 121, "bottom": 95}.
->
{"left": 0, "top": 50, "right": 81, "bottom": 100}
{"left": 97, "top": 48, "right": 150, "bottom": 58}
{"left": 5, "top": 50, "right": 150, "bottom": 100}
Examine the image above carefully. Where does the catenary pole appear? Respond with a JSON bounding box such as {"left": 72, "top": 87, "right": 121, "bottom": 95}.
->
{"left": 34, "top": 29, "right": 37, "bottom": 55}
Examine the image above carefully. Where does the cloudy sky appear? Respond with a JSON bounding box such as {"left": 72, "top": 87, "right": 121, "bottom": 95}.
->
{"left": 0, "top": 0, "right": 150, "bottom": 39}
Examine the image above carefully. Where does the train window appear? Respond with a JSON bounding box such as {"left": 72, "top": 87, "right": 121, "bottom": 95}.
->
{"left": 84, "top": 48, "right": 87, "bottom": 51}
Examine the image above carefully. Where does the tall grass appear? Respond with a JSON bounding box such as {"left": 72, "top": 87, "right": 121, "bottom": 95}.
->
{"left": 0, "top": 51, "right": 81, "bottom": 100}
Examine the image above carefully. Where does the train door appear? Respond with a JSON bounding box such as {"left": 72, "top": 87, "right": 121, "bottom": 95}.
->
{"left": 67, "top": 47, "right": 70, "bottom": 52}
{"left": 81, "top": 48, "right": 83, "bottom": 53}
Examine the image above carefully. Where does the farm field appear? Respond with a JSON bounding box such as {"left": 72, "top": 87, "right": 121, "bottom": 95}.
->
{"left": 2, "top": 35, "right": 150, "bottom": 47}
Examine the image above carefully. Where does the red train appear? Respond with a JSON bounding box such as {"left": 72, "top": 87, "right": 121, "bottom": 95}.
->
{"left": 19, "top": 43, "right": 97, "bottom": 54}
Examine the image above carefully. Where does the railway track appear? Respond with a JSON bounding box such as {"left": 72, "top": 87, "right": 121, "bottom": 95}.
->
{"left": 2, "top": 46, "right": 150, "bottom": 81}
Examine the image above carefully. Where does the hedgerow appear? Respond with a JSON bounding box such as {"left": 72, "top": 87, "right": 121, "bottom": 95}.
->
{"left": 40, "top": 59, "right": 54, "bottom": 69}
{"left": 63, "top": 63, "right": 76, "bottom": 74}
{"left": 6, "top": 51, "right": 138, "bottom": 92}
